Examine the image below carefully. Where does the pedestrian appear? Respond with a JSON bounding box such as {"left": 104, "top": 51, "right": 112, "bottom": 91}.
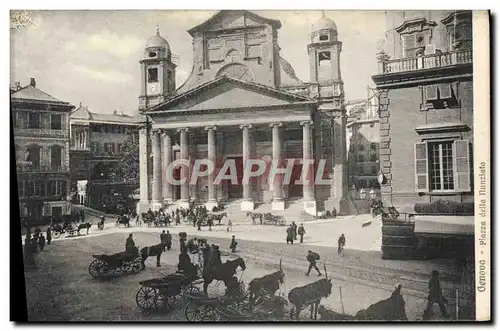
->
{"left": 46, "top": 228, "right": 52, "bottom": 245}
{"left": 197, "top": 218, "right": 203, "bottom": 231}
{"left": 423, "top": 270, "right": 449, "bottom": 319}
{"left": 306, "top": 250, "right": 322, "bottom": 276}
{"left": 208, "top": 218, "right": 213, "bottom": 231}
{"left": 227, "top": 219, "right": 232, "bottom": 232}
{"left": 210, "top": 245, "right": 222, "bottom": 266}
{"left": 24, "top": 235, "right": 35, "bottom": 267}
{"left": 338, "top": 234, "right": 346, "bottom": 255}
{"left": 298, "top": 223, "right": 306, "bottom": 243}
{"left": 176, "top": 212, "right": 180, "bottom": 226}
{"left": 286, "top": 225, "right": 294, "bottom": 244}
{"left": 160, "top": 230, "right": 168, "bottom": 252}
{"left": 80, "top": 209, "right": 85, "bottom": 221}
{"left": 165, "top": 230, "right": 172, "bottom": 251}
{"left": 38, "top": 234, "right": 46, "bottom": 251}
{"left": 332, "top": 207, "right": 337, "bottom": 218}
{"left": 291, "top": 221, "right": 297, "bottom": 240}
{"left": 230, "top": 235, "right": 238, "bottom": 253}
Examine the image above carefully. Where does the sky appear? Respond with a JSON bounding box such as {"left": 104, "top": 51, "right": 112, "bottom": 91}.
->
{"left": 10, "top": 10, "right": 387, "bottom": 116}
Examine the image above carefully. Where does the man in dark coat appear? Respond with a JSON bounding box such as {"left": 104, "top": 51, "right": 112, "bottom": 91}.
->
{"left": 125, "top": 233, "right": 137, "bottom": 255}
{"left": 180, "top": 237, "right": 187, "bottom": 254}
{"left": 160, "top": 230, "right": 168, "bottom": 252}
{"left": 331, "top": 207, "right": 337, "bottom": 218}
{"left": 165, "top": 230, "right": 172, "bottom": 251}
{"left": 424, "top": 270, "right": 449, "bottom": 319}
{"left": 338, "top": 234, "right": 346, "bottom": 255}
{"left": 38, "top": 234, "right": 46, "bottom": 251}
{"left": 210, "top": 245, "right": 222, "bottom": 267}
{"left": 197, "top": 218, "right": 203, "bottom": 231}
{"left": 207, "top": 218, "right": 213, "bottom": 231}
{"left": 291, "top": 222, "right": 297, "bottom": 240}
{"left": 202, "top": 243, "right": 211, "bottom": 272}
{"left": 306, "top": 250, "right": 322, "bottom": 276}
{"left": 286, "top": 225, "right": 294, "bottom": 244}
{"left": 230, "top": 235, "right": 237, "bottom": 253}
{"left": 298, "top": 223, "right": 306, "bottom": 243}
{"left": 46, "top": 228, "right": 52, "bottom": 245}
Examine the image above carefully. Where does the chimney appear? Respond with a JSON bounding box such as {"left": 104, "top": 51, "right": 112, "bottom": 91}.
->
{"left": 15, "top": 82, "right": 21, "bottom": 90}
{"left": 30, "top": 78, "right": 36, "bottom": 87}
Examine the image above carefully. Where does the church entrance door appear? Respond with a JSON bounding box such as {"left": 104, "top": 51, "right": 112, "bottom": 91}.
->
{"left": 226, "top": 156, "right": 243, "bottom": 199}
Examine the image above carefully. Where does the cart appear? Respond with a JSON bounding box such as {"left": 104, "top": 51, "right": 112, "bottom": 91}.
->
{"left": 88, "top": 249, "right": 142, "bottom": 278}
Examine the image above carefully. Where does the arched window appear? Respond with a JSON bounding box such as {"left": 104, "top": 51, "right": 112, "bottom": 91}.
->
{"left": 25, "top": 144, "right": 41, "bottom": 169}
{"left": 50, "top": 145, "right": 63, "bottom": 169}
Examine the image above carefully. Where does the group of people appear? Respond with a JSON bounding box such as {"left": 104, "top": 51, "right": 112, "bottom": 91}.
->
{"left": 24, "top": 227, "right": 52, "bottom": 267}
{"left": 285, "top": 222, "right": 306, "bottom": 244}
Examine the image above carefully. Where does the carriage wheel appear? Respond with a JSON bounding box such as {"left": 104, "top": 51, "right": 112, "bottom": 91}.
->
{"left": 184, "top": 301, "right": 207, "bottom": 322}
{"left": 52, "top": 230, "right": 61, "bottom": 239}
{"left": 88, "top": 260, "right": 107, "bottom": 278}
{"left": 136, "top": 286, "right": 159, "bottom": 311}
{"left": 183, "top": 284, "right": 202, "bottom": 296}
{"left": 201, "top": 305, "right": 220, "bottom": 321}
{"left": 121, "top": 261, "right": 131, "bottom": 273}
{"left": 132, "top": 258, "right": 143, "bottom": 274}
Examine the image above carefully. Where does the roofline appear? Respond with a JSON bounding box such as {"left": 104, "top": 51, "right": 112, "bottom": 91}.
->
{"left": 70, "top": 119, "right": 141, "bottom": 126}
{"left": 11, "top": 97, "right": 73, "bottom": 107}
{"left": 145, "top": 75, "right": 312, "bottom": 112}
{"left": 187, "top": 10, "right": 281, "bottom": 37}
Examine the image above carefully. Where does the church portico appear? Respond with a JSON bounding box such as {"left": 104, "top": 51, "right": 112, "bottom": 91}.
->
{"left": 136, "top": 10, "right": 349, "bottom": 217}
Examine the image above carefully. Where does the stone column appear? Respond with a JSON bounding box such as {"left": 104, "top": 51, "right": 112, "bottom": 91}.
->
{"left": 240, "top": 124, "right": 254, "bottom": 211}
{"left": 178, "top": 128, "right": 190, "bottom": 208}
{"left": 270, "top": 122, "right": 285, "bottom": 210}
{"left": 162, "top": 131, "right": 173, "bottom": 204}
{"left": 205, "top": 126, "right": 218, "bottom": 210}
{"left": 138, "top": 127, "right": 150, "bottom": 213}
{"left": 301, "top": 120, "right": 317, "bottom": 216}
{"left": 151, "top": 130, "right": 163, "bottom": 208}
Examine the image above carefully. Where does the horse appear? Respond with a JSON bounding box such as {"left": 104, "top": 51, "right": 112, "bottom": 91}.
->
{"left": 354, "top": 285, "right": 407, "bottom": 321}
{"left": 246, "top": 212, "right": 263, "bottom": 225}
{"left": 202, "top": 257, "right": 246, "bottom": 296}
{"left": 210, "top": 212, "right": 227, "bottom": 225}
{"left": 116, "top": 215, "right": 130, "bottom": 227}
{"left": 77, "top": 222, "right": 92, "bottom": 235}
{"left": 140, "top": 243, "right": 167, "bottom": 268}
{"left": 248, "top": 259, "right": 284, "bottom": 303}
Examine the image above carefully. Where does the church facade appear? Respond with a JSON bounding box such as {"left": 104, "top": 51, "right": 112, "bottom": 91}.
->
{"left": 137, "top": 10, "right": 348, "bottom": 216}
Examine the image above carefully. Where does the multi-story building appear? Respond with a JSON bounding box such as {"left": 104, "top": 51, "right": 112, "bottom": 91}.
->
{"left": 346, "top": 92, "right": 380, "bottom": 197}
{"left": 136, "top": 11, "right": 349, "bottom": 216}
{"left": 372, "top": 10, "right": 473, "bottom": 212}
{"left": 12, "top": 78, "right": 74, "bottom": 221}
{"left": 69, "top": 104, "right": 141, "bottom": 213}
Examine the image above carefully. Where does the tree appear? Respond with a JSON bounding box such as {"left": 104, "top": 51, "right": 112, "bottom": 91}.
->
{"left": 110, "top": 134, "right": 140, "bottom": 183}
{"left": 10, "top": 10, "right": 34, "bottom": 30}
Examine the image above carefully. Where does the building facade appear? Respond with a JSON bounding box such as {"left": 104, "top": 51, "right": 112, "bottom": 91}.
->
{"left": 69, "top": 105, "right": 140, "bottom": 213}
{"left": 137, "top": 11, "right": 349, "bottom": 215}
{"left": 372, "top": 10, "right": 473, "bottom": 212}
{"left": 12, "top": 78, "right": 74, "bottom": 221}
{"left": 346, "top": 94, "right": 380, "bottom": 197}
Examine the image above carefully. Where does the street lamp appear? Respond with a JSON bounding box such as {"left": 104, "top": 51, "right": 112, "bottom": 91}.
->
{"left": 359, "top": 188, "right": 366, "bottom": 200}
{"left": 369, "top": 188, "right": 377, "bottom": 200}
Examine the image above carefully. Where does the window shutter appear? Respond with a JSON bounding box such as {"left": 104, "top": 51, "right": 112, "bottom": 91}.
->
{"left": 453, "top": 140, "right": 471, "bottom": 192}
{"left": 425, "top": 85, "right": 438, "bottom": 101}
{"left": 439, "top": 83, "right": 453, "bottom": 99}
{"left": 414, "top": 142, "right": 429, "bottom": 192}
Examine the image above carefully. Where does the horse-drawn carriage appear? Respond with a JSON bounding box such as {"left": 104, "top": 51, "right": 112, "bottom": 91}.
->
{"left": 88, "top": 247, "right": 143, "bottom": 278}
{"left": 51, "top": 221, "right": 92, "bottom": 239}
{"left": 135, "top": 270, "right": 203, "bottom": 312}
{"left": 246, "top": 212, "right": 286, "bottom": 226}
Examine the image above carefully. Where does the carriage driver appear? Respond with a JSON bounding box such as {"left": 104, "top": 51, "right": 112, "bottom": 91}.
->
{"left": 125, "top": 233, "right": 138, "bottom": 256}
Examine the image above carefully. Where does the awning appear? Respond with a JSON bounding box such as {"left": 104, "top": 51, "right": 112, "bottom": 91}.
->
{"left": 413, "top": 215, "right": 474, "bottom": 236}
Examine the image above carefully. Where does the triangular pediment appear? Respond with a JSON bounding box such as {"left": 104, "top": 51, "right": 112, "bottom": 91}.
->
{"left": 147, "top": 76, "right": 310, "bottom": 113}
{"left": 188, "top": 10, "right": 281, "bottom": 36}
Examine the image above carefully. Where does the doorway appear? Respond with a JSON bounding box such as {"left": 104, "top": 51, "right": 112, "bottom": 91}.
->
{"left": 226, "top": 156, "right": 243, "bottom": 199}
{"left": 288, "top": 163, "right": 303, "bottom": 198}
{"left": 52, "top": 206, "right": 63, "bottom": 221}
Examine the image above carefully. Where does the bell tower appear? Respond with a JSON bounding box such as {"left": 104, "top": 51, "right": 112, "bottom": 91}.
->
{"left": 307, "top": 11, "right": 344, "bottom": 100}
{"left": 139, "top": 26, "right": 176, "bottom": 111}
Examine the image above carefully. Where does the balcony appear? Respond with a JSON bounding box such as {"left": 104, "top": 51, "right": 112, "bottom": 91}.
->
{"left": 380, "top": 49, "right": 472, "bottom": 75}
{"left": 16, "top": 164, "right": 68, "bottom": 173}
